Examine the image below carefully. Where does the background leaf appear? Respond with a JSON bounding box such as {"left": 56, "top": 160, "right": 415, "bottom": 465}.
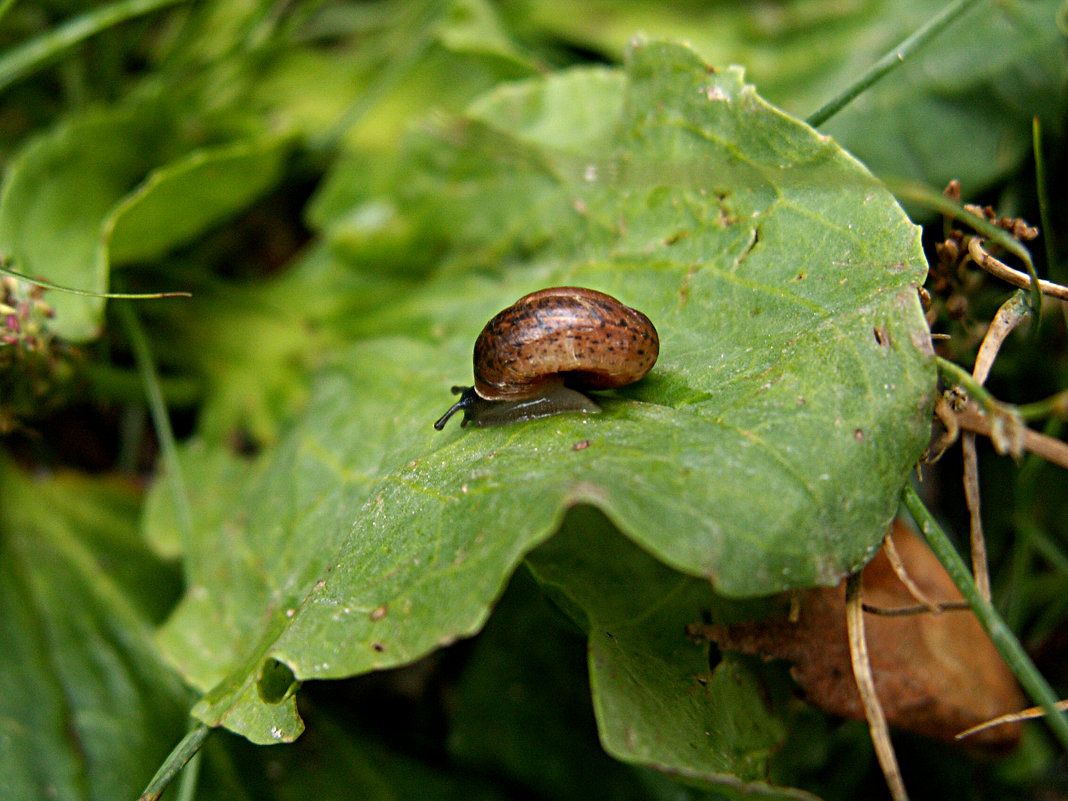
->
{"left": 818, "top": 0, "right": 1068, "bottom": 194}
{"left": 0, "top": 459, "right": 190, "bottom": 801}
{"left": 0, "top": 101, "right": 174, "bottom": 340}
{"left": 0, "top": 95, "right": 289, "bottom": 341}
{"left": 105, "top": 134, "right": 292, "bottom": 265}
{"left": 497, "top": 0, "right": 1068, "bottom": 193}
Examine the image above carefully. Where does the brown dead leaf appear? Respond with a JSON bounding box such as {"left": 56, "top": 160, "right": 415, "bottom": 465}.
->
{"left": 697, "top": 519, "right": 1026, "bottom": 750}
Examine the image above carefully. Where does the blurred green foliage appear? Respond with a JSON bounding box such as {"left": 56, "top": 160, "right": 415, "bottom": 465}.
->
{"left": 1, "top": 2, "right": 1067, "bottom": 801}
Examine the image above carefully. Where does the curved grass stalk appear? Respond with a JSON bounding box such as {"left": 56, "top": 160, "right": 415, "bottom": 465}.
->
{"left": 889, "top": 179, "right": 1045, "bottom": 315}
{"left": 935, "top": 356, "right": 998, "bottom": 413}
{"left": 0, "top": 264, "right": 191, "bottom": 299}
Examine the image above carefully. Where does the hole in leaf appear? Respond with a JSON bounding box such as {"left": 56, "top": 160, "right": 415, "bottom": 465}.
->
{"left": 257, "top": 658, "right": 299, "bottom": 705}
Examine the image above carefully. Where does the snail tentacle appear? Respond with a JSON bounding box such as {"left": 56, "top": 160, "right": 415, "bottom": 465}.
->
{"left": 433, "top": 386, "right": 479, "bottom": 430}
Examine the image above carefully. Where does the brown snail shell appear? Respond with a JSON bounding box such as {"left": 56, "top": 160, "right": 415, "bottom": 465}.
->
{"left": 434, "top": 287, "right": 659, "bottom": 429}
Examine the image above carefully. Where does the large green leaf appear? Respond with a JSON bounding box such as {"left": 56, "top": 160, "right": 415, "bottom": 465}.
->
{"left": 0, "top": 459, "right": 190, "bottom": 801}
{"left": 155, "top": 41, "right": 934, "bottom": 750}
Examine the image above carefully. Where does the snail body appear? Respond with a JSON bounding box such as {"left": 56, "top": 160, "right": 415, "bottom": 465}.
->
{"left": 434, "top": 287, "right": 659, "bottom": 429}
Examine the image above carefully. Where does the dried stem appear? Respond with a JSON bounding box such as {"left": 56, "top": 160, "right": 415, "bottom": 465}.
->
{"left": 956, "top": 406, "right": 1068, "bottom": 470}
{"left": 903, "top": 177, "right": 1044, "bottom": 313}
{"left": 962, "top": 292, "right": 1032, "bottom": 601}
{"left": 882, "top": 529, "right": 941, "bottom": 611}
{"left": 967, "top": 237, "right": 1068, "bottom": 301}
{"left": 846, "top": 573, "right": 909, "bottom": 801}
{"left": 959, "top": 420, "right": 984, "bottom": 603}
{"left": 861, "top": 600, "right": 971, "bottom": 617}
{"left": 957, "top": 699, "right": 1068, "bottom": 740}
{"left": 925, "top": 395, "right": 960, "bottom": 464}
{"left": 961, "top": 435, "right": 989, "bottom": 600}
{"left": 973, "top": 292, "right": 1031, "bottom": 384}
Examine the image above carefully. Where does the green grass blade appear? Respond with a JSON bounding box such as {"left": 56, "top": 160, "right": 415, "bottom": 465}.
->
{"left": 116, "top": 301, "right": 194, "bottom": 550}
{"left": 1033, "top": 117, "right": 1058, "bottom": 284}
{"left": 806, "top": 0, "right": 982, "bottom": 128}
{"left": 0, "top": 0, "right": 17, "bottom": 29}
{"left": 0, "top": 0, "right": 188, "bottom": 94}
{"left": 136, "top": 723, "right": 211, "bottom": 801}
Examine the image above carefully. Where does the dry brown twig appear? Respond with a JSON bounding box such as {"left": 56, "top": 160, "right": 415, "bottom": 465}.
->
{"left": 958, "top": 700, "right": 1068, "bottom": 740}
{"left": 961, "top": 292, "right": 1032, "bottom": 599}
{"left": 861, "top": 599, "right": 971, "bottom": 617}
{"left": 905, "top": 183, "right": 1068, "bottom": 760}
{"left": 927, "top": 400, "right": 1066, "bottom": 467}
{"left": 817, "top": 183, "right": 1066, "bottom": 801}
{"left": 930, "top": 181, "right": 1067, "bottom": 322}
{"left": 928, "top": 185, "right": 1068, "bottom": 598}
{"left": 965, "top": 237, "right": 1068, "bottom": 300}
{"left": 924, "top": 393, "right": 961, "bottom": 464}
{"left": 955, "top": 405, "right": 1068, "bottom": 469}
{"left": 881, "top": 527, "right": 941, "bottom": 612}
{"left": 846, "top": 573, "right": 909, "bottom": 801}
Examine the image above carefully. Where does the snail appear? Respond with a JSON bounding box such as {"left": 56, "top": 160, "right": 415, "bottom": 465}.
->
{"left": 434, "top": 287, "right": 659, "bottom": 429}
